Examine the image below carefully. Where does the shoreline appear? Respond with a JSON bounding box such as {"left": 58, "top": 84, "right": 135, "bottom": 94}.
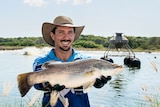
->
{"left": 0, "top": 46, "right": 159, "bottom": 52}
{"left": 0, "top": 46, "right": 24, "bottom": 50}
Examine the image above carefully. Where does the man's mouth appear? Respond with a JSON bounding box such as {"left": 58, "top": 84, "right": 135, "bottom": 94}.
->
{"left": 61, "top": 40, "right": 71, "bottom": 45}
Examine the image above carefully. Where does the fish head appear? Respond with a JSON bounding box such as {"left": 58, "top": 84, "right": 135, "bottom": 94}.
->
{"left": 93, "top": 59, "right": 123, "bottom": 75}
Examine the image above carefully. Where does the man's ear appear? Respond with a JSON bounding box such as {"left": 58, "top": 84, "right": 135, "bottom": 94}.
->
{"left": 50, "top": 32, "right": 55, "bottom": 41}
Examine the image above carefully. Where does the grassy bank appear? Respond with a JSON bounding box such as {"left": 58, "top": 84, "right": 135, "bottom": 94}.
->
{"left": 0, "top": 46, "right": 24, "bottom": 50}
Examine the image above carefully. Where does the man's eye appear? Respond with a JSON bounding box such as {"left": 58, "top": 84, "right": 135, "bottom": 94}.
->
{"left": 69, "top": 31, "right": 74, "bottom": 35}
{"left": 58, "top": 31, "right": 64, "bottom": 35}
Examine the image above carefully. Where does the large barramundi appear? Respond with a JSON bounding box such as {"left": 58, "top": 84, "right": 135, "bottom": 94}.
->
{"left": 17, "top": 58, "right": 123, "bottom": 107}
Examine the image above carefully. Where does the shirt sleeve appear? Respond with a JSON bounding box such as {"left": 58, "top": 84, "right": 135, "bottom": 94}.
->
{"left": 32, "top": 58, "right": 45, "bottom": 90}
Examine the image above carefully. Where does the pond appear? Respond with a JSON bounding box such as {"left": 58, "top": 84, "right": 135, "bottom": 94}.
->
{"left": 0, "top": 47, "right": 160, "bottom": 107}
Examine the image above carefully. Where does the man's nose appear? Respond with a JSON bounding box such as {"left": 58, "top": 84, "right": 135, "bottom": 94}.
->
{"left": 63, "top": 32, "right": 71, "bottom": 39}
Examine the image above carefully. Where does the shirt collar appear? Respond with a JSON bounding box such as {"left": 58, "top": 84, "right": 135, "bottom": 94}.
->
{"left": 48, "top": 48, "right": 78, "bottom": 62}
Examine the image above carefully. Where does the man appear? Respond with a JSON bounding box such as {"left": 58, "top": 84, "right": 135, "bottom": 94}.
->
{"left": 33, "top": 16, "right": 111, "bottom": 107}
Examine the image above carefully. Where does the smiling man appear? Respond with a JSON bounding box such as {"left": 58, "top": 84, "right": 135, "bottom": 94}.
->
{"left": 50, "top": 26, "right": 77, "bottom": 60}
{"left": 33, "top": 16, "right": 111, "bottom": 107}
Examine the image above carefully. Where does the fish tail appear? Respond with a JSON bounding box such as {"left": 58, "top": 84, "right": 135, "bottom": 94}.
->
{"left": 17, "top": 73, "right": 32, "bottom": 97}
{"left": 50, "top": 91, "right": 59, "bottom": 107}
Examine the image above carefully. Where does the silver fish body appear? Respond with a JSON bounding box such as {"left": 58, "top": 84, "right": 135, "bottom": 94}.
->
{"left": 17, "top": 58, "right": 123, "bottom": 106}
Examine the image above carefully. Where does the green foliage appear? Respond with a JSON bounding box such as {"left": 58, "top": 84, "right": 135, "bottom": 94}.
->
{"left": 74, "top": 34, "right": 109, "bottom": 48}
{"left": 126, "top": 36, "right": 160, "bottom": 50}
{"left": 0, "top": 35, "right": 160, "bottom": 50}
{"left": 73, "top": 40, "right": 103, "bottom": 48}
{"left": 0, "top": 37, "right": 47, "bottom": 47}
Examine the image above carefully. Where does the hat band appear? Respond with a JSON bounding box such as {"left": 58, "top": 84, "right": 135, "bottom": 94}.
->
{"left": 55, "top": 23, "right": 73, "bottom": 25}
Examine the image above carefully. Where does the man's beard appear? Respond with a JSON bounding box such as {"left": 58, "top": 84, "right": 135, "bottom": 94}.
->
{"left": 59, "top": 46, "right": 71, "bottom": 51}
{"left": 59, "top": 40, "right": 71, "bottom": 51}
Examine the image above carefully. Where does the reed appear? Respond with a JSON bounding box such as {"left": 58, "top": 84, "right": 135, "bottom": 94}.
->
{"left": 150, "top": 61, "right": 158, "bottom": 72}
{"left": 2, "top": 81, "right": 14, "bottom": 97}
{"left": 135, "top": 60, "right": 160, "bottom": 107}
{"left": 28, "top": 92, "right": 42, "bottom": 107}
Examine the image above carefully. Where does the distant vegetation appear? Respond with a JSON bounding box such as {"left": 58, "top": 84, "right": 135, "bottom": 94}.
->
{"left": 0, "top": 35, "right": 160, "bottom": 51}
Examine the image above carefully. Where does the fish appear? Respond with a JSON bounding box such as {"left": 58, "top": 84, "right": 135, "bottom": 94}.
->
{"left": 17, "top": 58, "right": 123, "bottom": 107}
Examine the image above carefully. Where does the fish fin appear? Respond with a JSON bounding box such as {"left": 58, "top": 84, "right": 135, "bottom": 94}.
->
{"left": 50, "top": 91, "right": 59, "bottom": 107}
{"left": 83, "top": 81, "right": 95, "bottom": 93}
{"left": 17, "top": 73, "right": 32, "bottom": 97}
{"left": 42, "top": 60, "right": 62, "bottom": 69}
{"left": 83, "top": 71, "right": 94, "bottom": 77}
{"left": 59, "top": 94, "right": 69, "bottom": 107}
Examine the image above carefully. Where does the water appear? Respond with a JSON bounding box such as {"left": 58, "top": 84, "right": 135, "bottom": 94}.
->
{"left": 0, "top": 47, "right": 160, "bottom": 107}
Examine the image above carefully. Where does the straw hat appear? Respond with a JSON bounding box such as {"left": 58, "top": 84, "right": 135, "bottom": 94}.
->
{"left": 42, "top": 16, "right": 85, "bottom": 46}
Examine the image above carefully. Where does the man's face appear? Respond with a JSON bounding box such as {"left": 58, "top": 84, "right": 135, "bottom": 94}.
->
{"left": 51, "top": 26, "right": 76, "bottom": 51}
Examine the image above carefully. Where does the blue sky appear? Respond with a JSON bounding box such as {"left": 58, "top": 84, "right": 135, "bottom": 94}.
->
{"left": 0, "top": 0, "right": 160, "bottom": 38}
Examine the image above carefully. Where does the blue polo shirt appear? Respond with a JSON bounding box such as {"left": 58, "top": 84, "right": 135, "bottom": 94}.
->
{"left": 33, "top": 49, "right": 90, "bottom": 107}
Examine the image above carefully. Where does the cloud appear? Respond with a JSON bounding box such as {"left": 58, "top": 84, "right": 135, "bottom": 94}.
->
{"left": 23, "top": 0, "right": 47, "bottom": 7}
{"left": 55, "top": 0, "right": 92, "bottom": 5}
{"left": 73, "top": 0, "right": 92, "bottom": 5}
{"left": 23, "top": 0, "right": 92, "bottom": 6}
{"left": 56, "top": 0, "right": 68, "bottom": 5}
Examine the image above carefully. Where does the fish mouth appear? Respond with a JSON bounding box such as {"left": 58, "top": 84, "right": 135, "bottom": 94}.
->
{"left": 113, "top": 64, "right": 123, "bottom": 69}
{"left": 113, "top": 64, "right": 124, "bottom": 73}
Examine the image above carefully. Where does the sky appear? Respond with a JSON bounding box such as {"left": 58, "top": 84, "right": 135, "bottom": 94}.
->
{"left": 0, "top": 0, "right": 160, "bottom": 38}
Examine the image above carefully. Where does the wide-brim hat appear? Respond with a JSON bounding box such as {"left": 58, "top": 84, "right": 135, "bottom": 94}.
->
{"left": 42, "top": 16, "right": 85, "bottom": 46}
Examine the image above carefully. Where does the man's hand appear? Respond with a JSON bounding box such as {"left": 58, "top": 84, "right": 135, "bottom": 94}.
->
{"left": 94, "top": 76, "right": 112, "bottom": 88}
{"left": 52, "top": 84, "right": 65, "bottom": 91}
{"left": 43, "top": 82, "right": 65, "bottom": 91}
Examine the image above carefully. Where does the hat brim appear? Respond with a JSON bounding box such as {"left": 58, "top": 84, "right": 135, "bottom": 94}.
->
{"left": 42, "top": 22, "right": 85, "bottom": 46}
